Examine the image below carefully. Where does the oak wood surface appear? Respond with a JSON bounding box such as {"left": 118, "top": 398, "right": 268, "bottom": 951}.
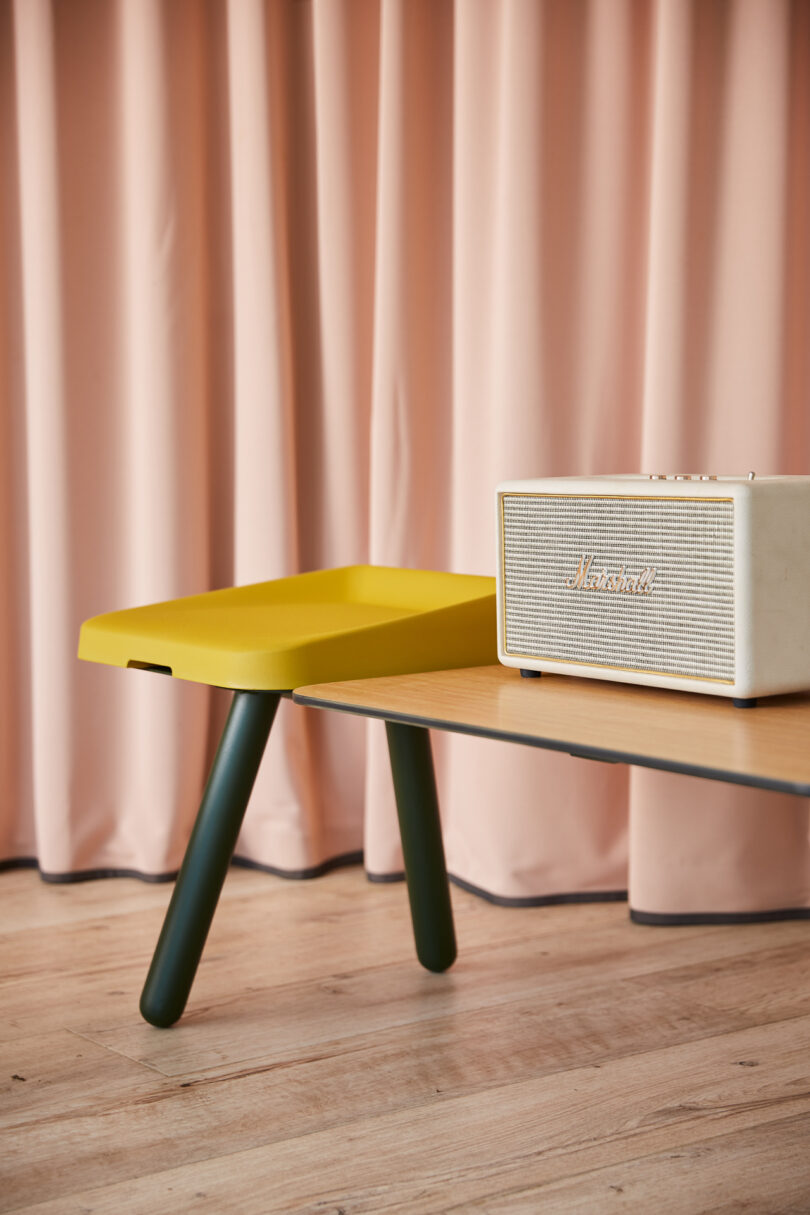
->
{"left": 2, "top": 866, "right": 809, "bottom": 1213}
{"left": 295, "top": 665, "right": 810, "bottom": 793}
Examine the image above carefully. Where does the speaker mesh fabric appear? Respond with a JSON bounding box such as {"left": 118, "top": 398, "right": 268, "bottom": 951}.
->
{"left": 501, "top": 494, "right": 735, "bottom": 681}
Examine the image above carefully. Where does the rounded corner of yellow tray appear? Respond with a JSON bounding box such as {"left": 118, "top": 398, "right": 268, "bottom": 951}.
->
{"left": 77, "top": 615, "right": 126, "bottom": 669}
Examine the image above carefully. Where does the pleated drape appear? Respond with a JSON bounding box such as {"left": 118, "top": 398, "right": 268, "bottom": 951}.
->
{"left": 1, "top": 0, "right": 809, "bottom": 916}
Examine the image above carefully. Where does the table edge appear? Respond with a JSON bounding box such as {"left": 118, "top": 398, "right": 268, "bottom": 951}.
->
{"left": 292, "top": 690, "right": 810, "bottom": 798}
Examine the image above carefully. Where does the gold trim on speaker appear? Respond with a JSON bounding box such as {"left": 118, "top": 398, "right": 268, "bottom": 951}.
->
{"left": 498, "top": 492, "right": 736, "bottom": 685}
{"left": 502, "top": 652, "right": 735, "bottom": 685}
{"left": 501, "top": 492, "right": 734, "bottom": 504}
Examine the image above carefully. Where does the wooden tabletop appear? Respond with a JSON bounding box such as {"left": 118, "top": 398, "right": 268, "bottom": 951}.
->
{"left": 294, "top": 665, "right": 810, "bottom": 796}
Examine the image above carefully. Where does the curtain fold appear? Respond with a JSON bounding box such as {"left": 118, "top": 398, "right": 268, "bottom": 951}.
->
{"left": 1, "top": 0, "right": 809, "bottom": 915}
{"left": 14, "top": 0, "right": 82, "bottom": 871}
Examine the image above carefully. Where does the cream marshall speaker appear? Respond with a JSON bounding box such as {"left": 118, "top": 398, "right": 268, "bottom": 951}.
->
{"left": 496, "top": 474, "right": 810, "bottom": 706}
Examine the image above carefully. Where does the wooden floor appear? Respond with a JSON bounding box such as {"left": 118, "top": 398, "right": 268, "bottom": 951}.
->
{"left": 2, "top": 866, "right": 810, "bottom": 1214}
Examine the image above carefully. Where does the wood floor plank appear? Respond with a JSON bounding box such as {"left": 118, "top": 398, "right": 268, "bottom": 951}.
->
{"left": 455, "top": 1113, "right": 810, "bottom": 1214}
{"left": 3, "top": 868, "right": 809, "bottom": 1214}
{"left": 0, "top": 870, "right": 419, "bottom": 1042}
{"left": 7, "top": 1017, "right": 810, "bottom": 1214}
{"left": 81, "top": 921, "right": 810, "bottom": 1079}
{"left": 0, "top": 867, "right": 593, "bottom": 1042}
{"left": 4, "top": 945, "right": 810, "bottom": 1210}
{"left": 0, "top": 966, "right": 753, "bottom": 1206}
{"left": 1, "top": 1029, "right": 168, "bottom": 1128}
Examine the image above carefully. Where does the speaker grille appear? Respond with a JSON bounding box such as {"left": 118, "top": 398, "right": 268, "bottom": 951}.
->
{"left": 501, "top": 494, "right": 735, "bottom": 682}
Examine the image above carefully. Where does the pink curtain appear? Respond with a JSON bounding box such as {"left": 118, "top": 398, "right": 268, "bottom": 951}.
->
{"left": 2, "top": 0, "right": 809, "bottom": 918}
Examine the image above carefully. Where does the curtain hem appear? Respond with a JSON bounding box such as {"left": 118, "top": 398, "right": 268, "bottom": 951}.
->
{"left": 5, "top": 853, "right": 808, "bottom": 922}
{"left": 630, "top": 906, "right": 810, "bottom": 926}
{"left": 369, "top": 867, "right": 630, "bottom": 908}
{"left": 0, "top": 850, "right": 363, "bottom": 884}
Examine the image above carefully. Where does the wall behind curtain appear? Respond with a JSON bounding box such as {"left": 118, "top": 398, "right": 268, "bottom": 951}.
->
{"left": 1, "top": 0, "right": 809, "bottom": 916}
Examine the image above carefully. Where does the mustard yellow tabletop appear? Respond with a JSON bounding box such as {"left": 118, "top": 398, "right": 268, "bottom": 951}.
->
{"left": 78, "top": 565, "right": 497, "bottom": 691}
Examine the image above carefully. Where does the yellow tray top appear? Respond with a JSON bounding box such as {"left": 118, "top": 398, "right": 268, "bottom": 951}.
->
{"left": 78, "top": 565, "right": 497, "bottom": 691}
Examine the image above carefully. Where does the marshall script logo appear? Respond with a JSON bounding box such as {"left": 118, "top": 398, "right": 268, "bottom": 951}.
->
{"left": 564, "top": 555, "right": 656, "bottom": 595}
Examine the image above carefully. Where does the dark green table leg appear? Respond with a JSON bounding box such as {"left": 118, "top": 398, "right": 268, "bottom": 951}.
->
{"left": 140, "top": 690, "right": 281, "bottom": 1027}
{"left": 385, "top": 721, "right": 457, "bottom": 973}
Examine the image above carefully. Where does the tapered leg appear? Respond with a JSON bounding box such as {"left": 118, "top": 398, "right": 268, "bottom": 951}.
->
{"left": 385, "top": 722, "right": 457, "bottom": 973}
{"left": 140, "top": 690, "right": 281, "bottom": 1027}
